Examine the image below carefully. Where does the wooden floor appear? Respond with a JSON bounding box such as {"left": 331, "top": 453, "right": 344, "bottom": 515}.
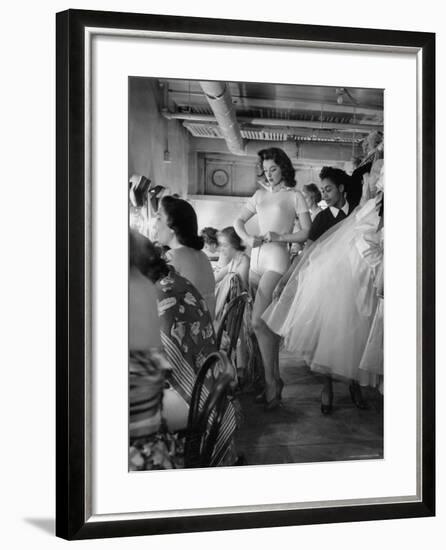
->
{"left": 235, "top": 351, "right": 384, "bottom": 466}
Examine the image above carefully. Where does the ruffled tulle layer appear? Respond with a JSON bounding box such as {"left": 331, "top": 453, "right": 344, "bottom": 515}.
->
{"left": 263, "top": 198, "right": 383, "bottom": 385}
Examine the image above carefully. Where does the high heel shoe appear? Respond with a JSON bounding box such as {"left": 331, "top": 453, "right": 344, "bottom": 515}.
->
{"left": 264, "top": 396, "right": 281, "bottom": 412}
{"left": 320, "top": 388, "right": 333, "bottom": 415}
{"left": 277, "top": 378, "right": 284, "bottom": 400}
{"left": 254, "top": 389, "right": 266, "bottom": 404}
{"left": 256, "top": 378, "right": 284, "bottom": 405}
{"left": 264, "top": 379, "right": 285, "bottom": 412}
{"left": 349, "top": 382, "right": 368, "bottom": 410}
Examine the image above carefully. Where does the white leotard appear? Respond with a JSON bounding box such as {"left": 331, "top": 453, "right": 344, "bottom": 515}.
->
{"left": 244, "top": 187, "right": 308, "bottom": 277}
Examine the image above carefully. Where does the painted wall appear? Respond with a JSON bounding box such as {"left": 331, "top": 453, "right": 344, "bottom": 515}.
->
{"left": 128, "top": 78, "right": 191, "bottom": 197}
{"left": 189, "top": 196, "right": 260, "bottom": 236}
{"left": 189, "top": 140, "right": 353, "bottom": 233}
{"left": 191, "top": 137, "right": 354, "bottom": 195}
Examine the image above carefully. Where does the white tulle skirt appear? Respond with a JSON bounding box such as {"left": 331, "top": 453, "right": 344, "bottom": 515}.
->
{"left": 263, "top": 198, "right": 383, "bottom": 385}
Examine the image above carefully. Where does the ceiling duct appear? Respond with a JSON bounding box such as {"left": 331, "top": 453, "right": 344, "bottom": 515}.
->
{"left": 199, "top": 81, "right": 246, "bottom": 155}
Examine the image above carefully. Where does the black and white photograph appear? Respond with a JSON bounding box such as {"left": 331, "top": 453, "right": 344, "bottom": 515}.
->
{"left": 128, "top": 77, "right": 384, "bottom": 470}
{"left": 50, "top": 5, "right": 436, "bottom": 541}
{"left": 1, "top": 0, "right": 441, "bottom": 545}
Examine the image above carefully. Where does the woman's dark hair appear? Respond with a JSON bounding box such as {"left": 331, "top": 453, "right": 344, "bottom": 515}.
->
{"left": 161, "top": 195, "right": 204, "bottom": 251}
{"left": 303, "top": 183, "right": 322, "bottom": 204}
{"left": 200, "top": 227, "right": 219, "bottom": 247}
{"left": 258, "top": 147, "right": 296, "bottom": 188}
{"left": 319, "top": 166, "right": 351, "bottom": 190}
{"left": 129, "top": 230, "right": 169, "bottom": 283}
{"left": 219, "top": 226, "right": 246, "bottom": 252}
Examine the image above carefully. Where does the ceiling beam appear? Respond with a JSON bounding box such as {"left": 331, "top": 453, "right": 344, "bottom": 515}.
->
{"left": 167, "top": 90, "right": 383, "bottom": 118}
{"left": 183, "top": 122, "right": 369, "bottom": 143}
{"left": 163, "top": 111, "right": 383, "bottom": 132}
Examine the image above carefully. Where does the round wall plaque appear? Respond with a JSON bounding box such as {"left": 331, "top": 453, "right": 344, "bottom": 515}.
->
{"left": 211, "top": 168, "right": 229, "bottom": 187}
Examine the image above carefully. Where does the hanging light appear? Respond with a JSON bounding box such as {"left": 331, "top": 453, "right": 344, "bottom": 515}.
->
{"left": 336, "top": 88, "right": 345, "bottom": 104}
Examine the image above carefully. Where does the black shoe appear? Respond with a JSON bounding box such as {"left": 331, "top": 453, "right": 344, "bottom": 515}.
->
{"left": 349, "top": 382, "right": 368, "bottom": 409}
{"left": 234, "top": 454, "right": 247, "bottom": 466}
{"left": 277, "top": 378, "right": 284, "bottom": 401}
{"left": 254, "top": 390, "right": 266, "bottom": 404}
{"left": 320, "top": 388, "right": 333, "bottom": 415}
{"left": 264, "top": 396, "right": 281, "bottom": 412}
{"left": 255, "top": 379, "right": 284, "bottom": 404}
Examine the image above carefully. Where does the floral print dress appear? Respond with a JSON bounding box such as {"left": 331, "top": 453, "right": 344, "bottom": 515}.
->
{"left": 156, "top": 267, "right": 237, "bottom": 466}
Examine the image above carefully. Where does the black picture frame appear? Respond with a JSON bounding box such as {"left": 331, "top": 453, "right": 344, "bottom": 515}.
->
{"left": 56, "top": 9, "right": 435, "bottom": 540}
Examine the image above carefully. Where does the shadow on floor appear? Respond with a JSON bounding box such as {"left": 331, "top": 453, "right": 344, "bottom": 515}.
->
{"left": 23, "top": 518, "right": 55, "bottom": 535}
{"left": 235, "top": 354, "right": 383, "bottom": 466}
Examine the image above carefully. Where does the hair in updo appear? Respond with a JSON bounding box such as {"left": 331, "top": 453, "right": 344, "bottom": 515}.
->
{"left": 219, "top": 226, "right": 246, "bottom": 252}
{"left": 319, "top": 166, "right": 351, "bottom": 190}
{"left": 200, "top": 227, "right": 219, "bottom": 248}
{"left": 303, "top": 183, "right": 322, "bottom": 204}
{"left": 160, "top": 195, "right": 204, "bottom": 251}
{"left": 258, "top": 147, "right": 296, "bottom": 188}
{"left": 129, "top": 230, "right": 169, "bottom": 283}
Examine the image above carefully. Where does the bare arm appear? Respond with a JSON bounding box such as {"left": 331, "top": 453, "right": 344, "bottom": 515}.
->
{"left": 265, "top": 211, "right": 312, "bottom": 245}
{"left": 234, "top": 206, "right": 263, "bottom": 248}
{"left": 236, "top": 255, "right": 250, "bottom": 289}
{"left": 214, "top": 262, "right": 230, "bottom": 284}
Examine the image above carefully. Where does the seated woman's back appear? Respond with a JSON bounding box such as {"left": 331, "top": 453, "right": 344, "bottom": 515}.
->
{"left": 129, "top": 266, "right": 167, "bottom": 448}
{"left": 166, "top": 246, "right": 216, "bottom": 318}
{"left": 129, "top": 269, "right": 161, "bottom": 350}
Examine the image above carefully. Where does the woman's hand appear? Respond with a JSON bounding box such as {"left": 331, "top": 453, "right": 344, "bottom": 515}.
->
{"left": 272, "top": 276, "right": 287, "bottom": 301}
{"left": 248, "top": 235, "right": 264, "bottom": 248}
{"left": 264, "top": 231, "right": 282, "bottom": 243}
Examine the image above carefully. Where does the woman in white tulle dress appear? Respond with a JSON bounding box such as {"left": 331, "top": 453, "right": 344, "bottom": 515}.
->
{"left": 263, "top": 154, "right": 384, "bottom": 414}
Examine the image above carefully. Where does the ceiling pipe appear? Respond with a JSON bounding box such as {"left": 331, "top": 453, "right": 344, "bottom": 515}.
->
{"left": 198, "top": 81, "right": 246, "bottom": 155}
{"left": 167, "top": 90, "right": 383, "bottom": 118}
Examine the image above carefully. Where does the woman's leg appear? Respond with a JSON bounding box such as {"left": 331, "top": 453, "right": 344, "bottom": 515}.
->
{"left": 321, "top": 376, "right": 333, "bottom": 402}
{"left": 349, "top": 379, "right": 367, "bottom": 409}
{"left": 251, "top": 270, "right": 283, "bottom": 402}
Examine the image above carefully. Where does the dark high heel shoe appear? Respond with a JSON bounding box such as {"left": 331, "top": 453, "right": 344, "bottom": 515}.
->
{"left": 320, "top": 388, "right": 333, "bottom": 415}
{"left": 264, "top": 379, "right": 285, "bottom": 412}
{"left": 254, "top": 389, "right": 266, "bottom": 404}
{"left": 256, "top": 378, "right": 284, "bottom": 404}
{"left": 264, "top": 396, "right": 281, "bottom": 412}
{"left": 349, "top": 382, "right": 368, "bottom": 410}
{"left": 277, "top": 378, "right": 284, "bottom": 400}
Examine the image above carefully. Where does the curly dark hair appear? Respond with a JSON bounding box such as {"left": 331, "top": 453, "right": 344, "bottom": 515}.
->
{"left": 319, "top": 166, "right": 351, "bottom": 190}
{"left": 200, "top": 227, "right": 219, "bottom": 248}
{"left": 258, "top": 147, "right": 296, "bottom": 188}
{"left": 219, "top": 226, "right": 246, "bottom": 252}
{"left": 129, "top": 230, "right": 169, "bottom": 283}
{"left": 303, "top": 183, "right": 322, "bottom": 204}
{"left": 161, "top": 196, "right": 204, "bottom": 251}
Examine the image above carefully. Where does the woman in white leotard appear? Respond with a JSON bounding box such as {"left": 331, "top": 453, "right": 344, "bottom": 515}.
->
{"left": 234, "top": 148, "right": 311, "bottom": 410}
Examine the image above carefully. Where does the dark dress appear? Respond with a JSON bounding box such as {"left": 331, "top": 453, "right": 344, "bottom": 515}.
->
{"left": 308, "top": 206, "right": 350, "bottom": 242}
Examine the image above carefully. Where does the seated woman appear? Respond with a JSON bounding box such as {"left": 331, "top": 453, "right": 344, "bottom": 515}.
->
{"left": 214, "top": 226, "right": 250, "bottom": 321}
{"left": 128, "top": 230, "right": 176, "bottom": 470}
{"left": 133, "top": 233, "right": 238, "bottom": 467}
{"left": 289, "top": 184, "right": 323, "bottom": 259}
{"left": 214, "top": 227, "right": 251, "bottom": 382}
{"left": 201, "top": 227, "right": 219, "bottom": 260}
{"left": 302, "top": 183, "right": 323, "bottom": 221}
{"left": 155, "top": 195, "right": 216, "bottom": 319}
